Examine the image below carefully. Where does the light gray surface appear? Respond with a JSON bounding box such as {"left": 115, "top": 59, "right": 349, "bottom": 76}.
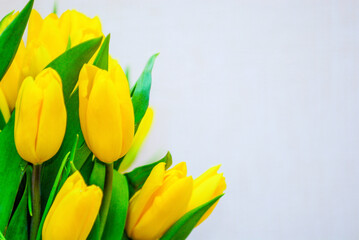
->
{"left": 2, "top": 0, "right": 359, "bottom": 239}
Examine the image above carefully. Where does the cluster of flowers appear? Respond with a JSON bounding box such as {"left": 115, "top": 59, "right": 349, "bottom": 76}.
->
{"left": 0, "top": 1, "right": 226, "bottom": 240}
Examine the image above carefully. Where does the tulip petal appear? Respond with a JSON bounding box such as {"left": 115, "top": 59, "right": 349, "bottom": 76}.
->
{"left": 193, "top": 165, "right": 221, "bottom": 188}
{"left": 35, "top": 69, "right": 67, "bottom": 163}
{"left": 132, "top": 176, "right": 193, "bottom": 240}
{"left": 188, "top": 173, "right": 224, "bottom": 211}
{"left": 126, "top": 162, "right": 165, "bottom": 237}
{"left": 86, "top": 70, "right": 123, "bottom": 162}
{"left": 42, "top": 172, "right": 86, "bottom": 236}
{"left": 27, "top": 9, "right": 43, "bottom": 45}
{"left": 42, "top": 185, "right": 102, "bottom": 240}
{"left": 0, "top": 40, "right": 25, "bottom": 111}
{"left": 0, "top": 87, "right": 10, "bottom": 123}
{"left": 110, "top": 59, "right": 134, "bottom": 157}
{"left": 78, "top": 64, "right": 100, "bottom": 149}
{"left": 14, "top": 77, "right": 43, "bottom": 163}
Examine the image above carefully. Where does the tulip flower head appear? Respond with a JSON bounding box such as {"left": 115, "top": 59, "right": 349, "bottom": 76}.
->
{"left": 23, "top": 10, "right": 68, "bottom": 79}
{"left": 126, "top": 162, "right": 193, "bottom": 240}
{"left": 14, "top": 68, "right": 67, "bottom": 164}
{"left": 42, "top": 171, "right": 103, "bottom": 240}
{"left": 59, "top": 10, "right": 103, "bottom": 47}
{"left": 187, "top": 165, "right": 226, "bottom": 226}
{"left": 78, "top": 62, "right": 134, "bottom": 163}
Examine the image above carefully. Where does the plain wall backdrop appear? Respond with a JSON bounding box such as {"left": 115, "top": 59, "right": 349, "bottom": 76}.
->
{"left": 1, "top": 0, "right": 359, "bottom": 239}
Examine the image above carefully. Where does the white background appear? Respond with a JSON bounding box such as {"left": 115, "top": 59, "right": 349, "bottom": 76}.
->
{"left": 2, "top": 0, "right": 359, "bottom": 239}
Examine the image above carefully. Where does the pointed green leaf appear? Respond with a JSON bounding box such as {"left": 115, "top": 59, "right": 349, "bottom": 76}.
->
{"left": 131, "top": 53, "right": 159, "bottom": 126}
{"left": 160, "top": 194, "right": 224, "bottom": 240}
{"left": 46, "top": 36, "right": 103, "bottom": 100}
{"left": 125, "top": 151, "right": 172, "bottom": 197}
{"left": 102, "top": 171, "right": 129, "bottom": 240}
{"left": 93, "top": 34, "right": 110, "bottom": 71}
{"left": 6, "top": 183, "right": 28, "bottom": 240}
{"left": 0, "top": 110, "right": 6, "bottom": 130}
{"left": 73, "top": 142, "right": 91, "bottom": 170}
{"left": 0, "top": 0, "right": 33, "bottom": 81}
{"left": 0, "top": 113, "right": 27, "bottom": 232}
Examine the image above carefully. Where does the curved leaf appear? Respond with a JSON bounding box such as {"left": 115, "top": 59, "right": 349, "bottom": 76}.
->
{"left": 93, "top": 34, "right": 110, "bottom": 71}
{"left": 131, "top": 53, "right": 159, "bottom": 126}
{"left": 6, "top": 178, "right": 28, "bottom": 240}
{"left": 102, "top": 171, "right": 129, "bottom": 240}
{"left": 46, "top": 36, "right": 102, "bottom": 100}
{"left": 0, "top": 0, "right": 33, "bottom": 81}
{"left": 160, "top": 194, "right": 224, "bottom": 240}
{"left": 0, "top": 113, "right": 27, "bottom": 232}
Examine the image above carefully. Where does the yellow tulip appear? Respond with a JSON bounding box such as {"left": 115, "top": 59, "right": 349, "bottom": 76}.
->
{"left": 187, "top": 165, "right": 226, "bottom": 226}
{"left": 14, "top": 68, "right": 67, "bottom": 164}
{"left": 59, "top": 10, "right": 103, "bottom": 47}
{"left": 22, "top": 10, "right": 68, "bottom": 78}
{"left": 42, "top": 171, "right": 103, "bottom": 240}
{"left": 126, "top": 162, "right": 193, "bottom": 240}
{"left": 78, "top": 62, "right": 134, "bottom": 163}
{"left": 119, "top": 107, "right": 154, "bottom": 172}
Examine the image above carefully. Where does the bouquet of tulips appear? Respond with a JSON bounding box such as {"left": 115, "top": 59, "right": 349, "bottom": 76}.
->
{"left": 0, "top": 1, "right": 226, "bottom": 239}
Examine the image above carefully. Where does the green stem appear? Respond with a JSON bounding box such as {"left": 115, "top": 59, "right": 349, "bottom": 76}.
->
{"left": 99, "top": 162, "right": 113, "bottom": 238}
{"left": 30, "top": 164, "right": 41, "bottom": 240}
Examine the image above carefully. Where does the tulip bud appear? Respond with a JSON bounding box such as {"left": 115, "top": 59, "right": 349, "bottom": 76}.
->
{"left": 22, "top": 10, "right": 68, "bottom": 78}
{"left": 78, "top": 62, "right": 134, "bottom": 163}
{"left": 42, "top": 171, "right": 103, "bottom": 240}
{"left": 126, "top": 162, "right": 193, "bottom": 240}
{"left": 14, "top": 68, "right": 67, "bottom": 164}
{"left": 187, "top": 165, "right": 226, "bottom": 226}
{"left": 59, "top": 10, "right": 103, "bottom": 47}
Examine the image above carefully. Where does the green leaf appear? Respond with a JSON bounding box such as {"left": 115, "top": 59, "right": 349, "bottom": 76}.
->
{"left": 26, "top": 167, "right": 33, "bottom": 217}
{"left": 102, "top": 171, "right": 129, "bottom": 240}
{"left": 125, "top": 151, "right": 172, "bottom": 197}
{"left": 52, "top": 1, "right": 58, "bottom": 15}
{"left": 79, "top": 153, "right": 95, "bottom": 185}
{"left": 93, "top": 34, "right": 110, "bottom": 71}
{"left": 0, "top": 110, "right": 6, "bottom": 130}
{"left": 0, "top": 113, "right": 27, "bottom": 233}
{"left": 131, "top": 53, "right": 159, "bottom": 126}
{"left": 40, "top": 36, "right": 102, "bottom": 211}
{"left": 160, "top": 194, "right": 224, "bottom": 240}
{"left": 87, "top": 163, "right": 129, "bottom": 240}
{"left": 36, "top": 152, "right": 71, "bottom": 240}
{"left": 0, "top": 231, "right": 5, "bottom": 240}
{"left": 6, "top": 179, "right": 29, "bottom": 240}
{"left": 0, "top": 0, "right": 33, "bottom": 81}
{"left": 73, "top": 142, "right": 91, "bottom": 170}
{"left": 89, "top": 160, "right": 106, "bottom": 190}
{"left": 46, "top": 36, "right": 103, "bottom": 100}
{"left": 125, "top": 66, "right": 130, "bottom": 87}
